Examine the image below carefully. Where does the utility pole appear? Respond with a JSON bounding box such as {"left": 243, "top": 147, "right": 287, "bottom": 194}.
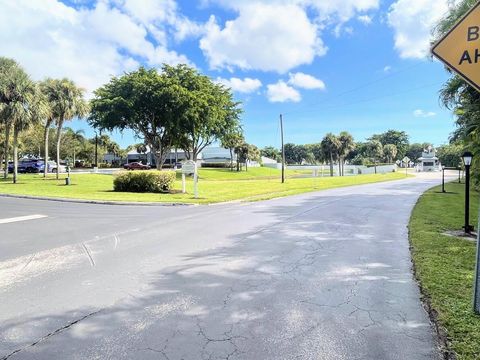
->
{"left": 280, "top": 114, "right": 285, "bottom": 184}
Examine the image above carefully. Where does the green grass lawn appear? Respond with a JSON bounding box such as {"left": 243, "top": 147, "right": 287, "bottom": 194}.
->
{"left": 409, "top": 181, "right": 480, "bottom": 359}
{"left": 0, "top": 168, "right": 408, "bottom": 204}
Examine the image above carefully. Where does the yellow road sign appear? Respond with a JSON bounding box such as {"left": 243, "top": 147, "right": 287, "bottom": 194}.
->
{"left": 432, "top": 1, "right": 480, "bottom": 92}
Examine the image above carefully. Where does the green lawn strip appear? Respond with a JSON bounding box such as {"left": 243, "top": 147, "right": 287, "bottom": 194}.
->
{"left": 0, "top": 171, "right": 408, "bottom": 204}
{"left": 189, "top": 167, "right": 316, "bottom": 181}
{"left": 409, "top": 181, "right": 480, "bottom": 359}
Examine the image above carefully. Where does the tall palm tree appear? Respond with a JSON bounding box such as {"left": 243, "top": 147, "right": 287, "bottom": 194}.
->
{"left": 321, "top": 133, "right": 340, "bottom": 177}
{"left": 51, "top": 79, "right": 88, "bottom": 179}
{"left": 0, "top": 58, "right": 47, "bottom": 182}
{"left": 39, "top": 79, "right": 59, "bottom": 177}
{"left": 0, "top": 72, "right": 47, "bottom": 182}
{"left": 0, "top": 57, "right": 22, "bottom": 179}
{"left": 11, "top": 85, "right": 47, "bottom": 183}
{"left": 338, "top": 131, "right": 355, "bottom": 176}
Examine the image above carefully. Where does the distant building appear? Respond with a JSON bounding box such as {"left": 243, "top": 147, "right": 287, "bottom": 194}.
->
{"left": 201, "top": 147, "right": 236, "bottom": 166}
{"left": 125, "top": 147, "right": 198, "bottom": 167}
{"left": 417, "top": 146, "right": 440, "bottom": 172}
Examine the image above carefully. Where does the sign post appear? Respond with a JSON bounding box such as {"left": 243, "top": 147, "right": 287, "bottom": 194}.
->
{"left": 431, "top": 0, "right": 480, "bottom": 313}
{"left": 181, "top": 160, "right": 198, "bottom": 198}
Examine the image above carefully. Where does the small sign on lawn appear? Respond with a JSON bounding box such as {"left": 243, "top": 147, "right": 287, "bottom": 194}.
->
{"left": 181, "top": 160, "right": 198, "bottom": 198}
{"left": 182, "top": 160, "right": 196, "bottom": 174}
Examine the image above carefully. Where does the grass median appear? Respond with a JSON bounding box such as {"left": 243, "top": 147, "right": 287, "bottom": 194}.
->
{"left": 0, "top": 168, "right": 408, "bottom": 204}
{"left": 409, "top": 181, "right": 480, "bottom": 359}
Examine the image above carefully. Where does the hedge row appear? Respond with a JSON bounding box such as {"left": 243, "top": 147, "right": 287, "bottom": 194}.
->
{"left": 113, "top": 171, "right": 176, "bottom": 193}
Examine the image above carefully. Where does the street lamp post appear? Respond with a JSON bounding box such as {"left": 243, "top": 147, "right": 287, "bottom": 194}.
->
{"left": 442, "top": 165, "right": 446, "bottom": 193}
{"left": 462, "top": 151, "right": 474, "bottom": 234}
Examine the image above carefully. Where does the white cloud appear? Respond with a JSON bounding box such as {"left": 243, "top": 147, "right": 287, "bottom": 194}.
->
{"left": 215, "top": 77, "right": 262, "bottom": 93}
{"left": 303, "top": 0, "right": 379, "bottom": 20}
{"left": 383, "top": 65, "right": 392, "bottom": 73}
{"left": 413, "top": 109, "right": 436, "bottom": 118}
{"left": 267, "top": 80, "right": 301, "bottom": 102}
{"left": 200, "top": 4, "right": 325, "bottom": 73}
{"left": 357, "top": 15, "right": 372, "bottom": 25}
{"left": 0, "top": 0, "right": 193, "bottom": 96}
{"left": 288, "top": 72, "right": 325, "bottom": 90}
{"left": 387, "top": 0, "right": 450, "bottom": 59}
{"left": 198, "top": 0, "right": 379, "bottom": 73}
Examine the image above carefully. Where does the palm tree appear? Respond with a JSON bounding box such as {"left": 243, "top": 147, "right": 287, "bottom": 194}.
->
{"left": 321, "top": 133, "right": 340, "bottom": 177}
{"left": 383, "top": 144, "right": 398, "bottom": 164}
{"left": 51, "top": 79, "right": 88, "bottom": 179}
{"left": 0, "top": 59, "right": 47, "bottom": 182}
{"left": 39, "top": 79, "right": 58, "bottom": 177}
{"left": 366, "top": 140, "right": 383, "bottom": 174}
{"left": 338, "top": 131, "right": 355, "bottom": 176}
{"left": 0, "top": 57, "right": 22, "bottom": 179}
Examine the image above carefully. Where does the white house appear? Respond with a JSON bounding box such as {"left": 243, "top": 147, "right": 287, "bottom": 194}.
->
{"left": 417, "top": 146, "right": 440, "bottom": 172}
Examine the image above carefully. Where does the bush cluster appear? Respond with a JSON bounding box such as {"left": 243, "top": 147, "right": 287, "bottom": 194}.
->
{"left": 113, "top": 171, "right": 176, "bottom": 193}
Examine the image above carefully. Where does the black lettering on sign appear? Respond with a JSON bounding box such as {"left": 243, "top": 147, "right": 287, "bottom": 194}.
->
{"left": 468, "top": 26, "right": 480, "bottom": 41}
{"left": 460, "top": 50, "right": 472, "bottom": 65}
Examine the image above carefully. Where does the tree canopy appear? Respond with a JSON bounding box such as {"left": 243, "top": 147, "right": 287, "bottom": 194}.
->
{"left": 89, "top": 64, "right": 242, "bottom": 168}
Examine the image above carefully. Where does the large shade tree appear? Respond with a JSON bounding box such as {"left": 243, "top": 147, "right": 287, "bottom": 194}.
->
{"left": 369, "top": 130, "right": 409, "bottom": 160}
{"left": 90, "top": 67, "right": 176, "bottom": 169}
{"left": 163, "top": 64, "right": 242, "bottom": 162}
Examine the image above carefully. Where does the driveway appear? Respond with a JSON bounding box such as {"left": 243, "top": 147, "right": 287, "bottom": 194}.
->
{"left": 0, "top": 176, "right": 444, "bottom": 359}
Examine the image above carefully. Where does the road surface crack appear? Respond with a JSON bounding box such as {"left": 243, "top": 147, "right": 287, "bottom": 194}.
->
{"left": 1, "top": 310, "right": 102, "bottom": 360}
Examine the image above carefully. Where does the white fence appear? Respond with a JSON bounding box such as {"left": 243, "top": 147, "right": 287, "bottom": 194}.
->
{"left": 264, "top": 163, "right": 397, "bottom": 176}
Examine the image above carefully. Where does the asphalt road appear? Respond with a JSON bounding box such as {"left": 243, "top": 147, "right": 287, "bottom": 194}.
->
{"left": 0, "top": 176, "right": 445, "bottom": 359}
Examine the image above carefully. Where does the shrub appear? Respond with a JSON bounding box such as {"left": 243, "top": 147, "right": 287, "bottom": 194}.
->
{"left": 113, "top": 171, "right": 176, "bottom": 193}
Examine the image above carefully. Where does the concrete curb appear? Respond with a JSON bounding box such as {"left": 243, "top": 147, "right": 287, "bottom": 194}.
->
{"left": 0, "top": 193, "right": 197, "bottom": 207}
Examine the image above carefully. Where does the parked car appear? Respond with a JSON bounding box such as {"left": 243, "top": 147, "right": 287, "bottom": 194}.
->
{"left": 7, "top": 159, "right": 64, "bottom": 173}
{"left": 123, "top": 162, "right": 151, "bottom": 170}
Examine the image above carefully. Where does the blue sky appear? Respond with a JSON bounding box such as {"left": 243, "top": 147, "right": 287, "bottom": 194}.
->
{"left": 0, "top": 0, "right": 456, "bottom": 148}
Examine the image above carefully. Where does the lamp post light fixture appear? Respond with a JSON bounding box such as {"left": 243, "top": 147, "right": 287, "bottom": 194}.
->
{"left": 462, "top": 151, "right": 474, "bottom": 234}
{"left": 442, "top": 165, "right": 446, "bottom": 193}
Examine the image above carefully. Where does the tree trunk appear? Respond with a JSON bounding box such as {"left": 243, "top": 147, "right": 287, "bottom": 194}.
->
{"left": 229, "top": 149, "right": 233, "bottom": 171}
{"left": 329, "top": 152, "right": 334, "bottom": 177}
{"left": 374, "top": 159, "right": 377, "bottom": 174}
{"left": 154, "top": 144, "right": 172, "bottom": 170}
{"left": 43, "top": 120, "right": 51, "bottom": 178}
{"left": 338, "top": 160, "right": 341, "bottom": 177}
{"left": 13, "top": 127, "right": 18, "bottom": 184}
{"left": 56, "top": 118, "right": 65, "bottom": 180}
{"left": 0, "top": 136, "right": 4, "bottom": 176}
{"left": 245, "top": 159, "right": 248, "bottom": 172}
{"left": 3, "top": 124, "right": 11, "bottom": 179}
